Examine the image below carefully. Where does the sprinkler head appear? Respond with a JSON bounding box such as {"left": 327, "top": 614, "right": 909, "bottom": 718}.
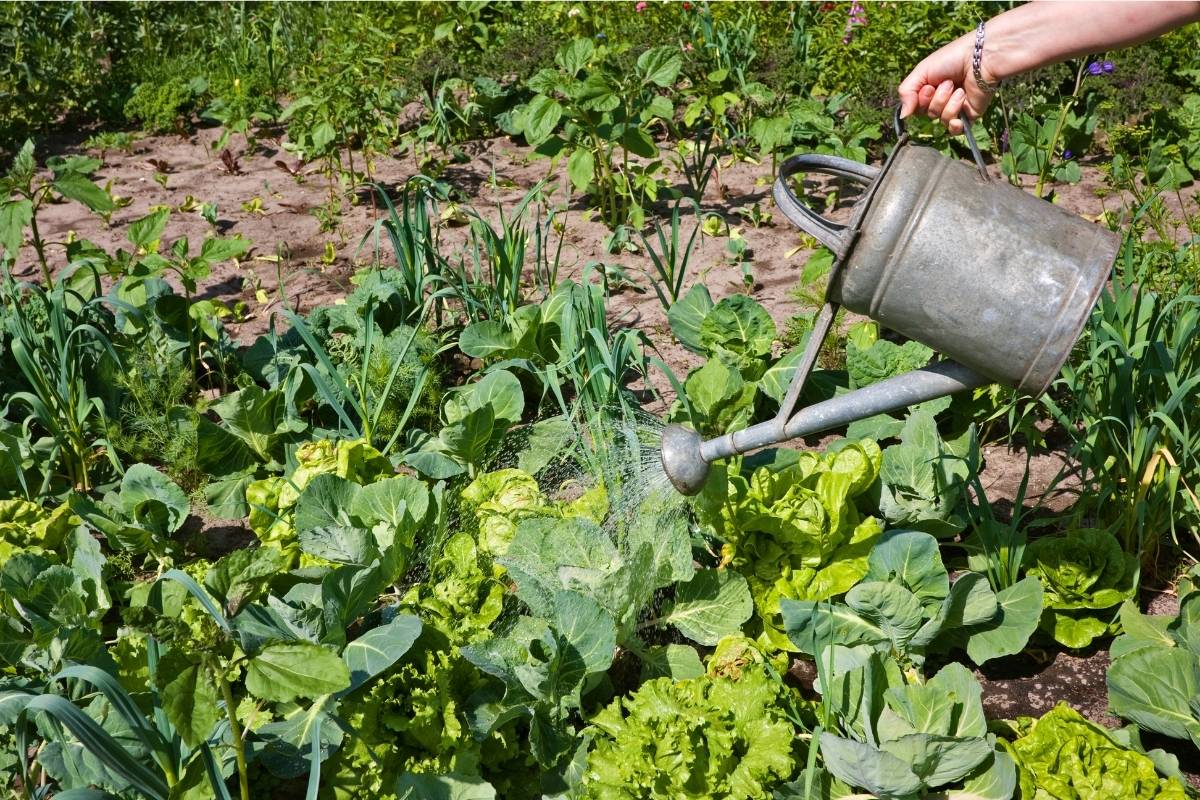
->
{"left": 660, "top": 424, "right": 710, "bottom": 496}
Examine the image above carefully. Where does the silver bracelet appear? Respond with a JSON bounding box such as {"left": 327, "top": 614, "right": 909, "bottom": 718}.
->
{"left": 972, "top": 21, "right": 1001, "bottom": 94}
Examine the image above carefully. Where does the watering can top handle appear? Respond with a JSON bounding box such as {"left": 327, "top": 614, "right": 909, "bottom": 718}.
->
{"left": 774, "top": 110, "right": 991, "bottom": 256}
{"left": 773, "top": 155, "right": 880, "bottom": 258}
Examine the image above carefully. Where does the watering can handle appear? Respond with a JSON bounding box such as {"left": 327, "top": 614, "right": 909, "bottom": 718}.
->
{"left": 893, "top": 108, "right": 990, "bottom": 180}
{"left": 773, "top": 154, "right": 880, "bottom": 259}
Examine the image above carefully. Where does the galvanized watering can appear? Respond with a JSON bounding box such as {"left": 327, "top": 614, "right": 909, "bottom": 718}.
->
{"left": 661, "top": 117, "right": 1122, "bottom": 495}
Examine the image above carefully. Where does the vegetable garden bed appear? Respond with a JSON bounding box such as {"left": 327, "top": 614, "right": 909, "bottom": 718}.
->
{"left": 5, "top": 3, "right": 1200, "bottom": 799}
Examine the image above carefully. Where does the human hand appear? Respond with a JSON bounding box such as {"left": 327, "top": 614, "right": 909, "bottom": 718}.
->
{"left": 897, "top": 35, "right": 995, "bottom": 135}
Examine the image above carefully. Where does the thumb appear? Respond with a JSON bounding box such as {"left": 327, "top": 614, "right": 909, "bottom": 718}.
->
{"left": 897, "top": 67, "right": 929, "bottom": 119}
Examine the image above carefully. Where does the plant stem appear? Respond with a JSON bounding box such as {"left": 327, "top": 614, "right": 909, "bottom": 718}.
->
{"left": 214, "top": 664, "right": 250, "bottom": 800}
{"left": 28, "top": 194, "right": 51, "bottom": 285}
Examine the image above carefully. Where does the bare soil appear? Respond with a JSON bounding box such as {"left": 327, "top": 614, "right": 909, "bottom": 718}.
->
{"left": 27, "top": 124, "right": 1200, "bottom": 748}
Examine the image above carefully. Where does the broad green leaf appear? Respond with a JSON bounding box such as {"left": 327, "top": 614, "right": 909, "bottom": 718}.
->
{"left": 1108, "top": 647, "right": 1200, "bottom": 746}
{"left": 912, "top": 573, "right": 998, "bottom": 650}
{"left": 118, "top": 464, "right": 189, "bottom": 536}
{"left": 699, "top": 293, "right": 775, "bottom": 362}
{"left": 52, "top": 171, "right": 116, "bottom": 213}
{"left": 127, "top": 208, "right": 171, "bottom": 253}
{"left": 864, "top": 529, "right": 949, "bottom": 606}
{"left": 781, "top": 599, "right": 888, "bottom": 656}
{"left": 246, "top": 643, "right": 350, "bottom": 703}
{"left": 638, "top": 643, "right": 705, "bottom": 680}
{"left": 523, "top": 96, "right": 563, "bottom": 146}
{"left": 926, "top": 662, "right": 987, "bottom": 737}
{"left": 555, "top": 38, "right": 594, "bottom": 76}
{"left": 397, "top": 773, "right": 497, "bottom": 799}
{"left": 567, "top": 147, "right": 594, "bottom": 193}
{"left": 403, "top": 451, "right": 465, "bottom": 479}
{"left": 459, "top": 321, "right": 514, "bottom": 359}
{"left": 966, "top": 576, "right": 1043, "bottom": 664}
{"left": 295, "top": 474, "right": 360, "bottom": 531}
{"left": 760, "top": 345, "right": 806, "bottom": 404}
{"left": 668, "top": 284, "right": 714, "bottom": 354}
{"left": 204, "top": 547, "right": 290, "bottom": 614}
{"left": 441, "top": 406, "right": 497, "bottom": 466}
{"left": 819, "top": 735, "right": 924, "bottom": 798}
{"left": 552, "top": 589, "right": 617, "bottom": 680}
{"left": 951, "top": 751, "right": 1017, "bottom": 800}
{"left": 255, "top": 698, "right": 343, "bottom": 780}
{"left": 517, "top": 416, "right": 574, "bottom": 475}
{"left": 341, "top": 615, "right": 422, "bottom": 694}
{"left": 1111, "top": 600, "right": 1176, "bottom": 659}
{"left": 351, "top": 475, "right": 429, "bottom": 531}
{"left": 845, "top": 581, "right": 924, "bottom": 651}
{"left": 157, "top": 652, "right": 220, "bottom": 748}
{"left": 878, "top": 733, "right": 993, "bottom": 789}
{"left": 620, "top": 126, "right": 657, "bottom": 159}
{"left": 663, "top": 569, "right": 753, "bottom": 646}
{"left": 0, "top": 199, "right": 32, "bottom": 261}
{"left": 198, "top": 236, "right": 250, "bottom": 264}
{"left": 636, "top": 45, "right": 683, "bottom": 87}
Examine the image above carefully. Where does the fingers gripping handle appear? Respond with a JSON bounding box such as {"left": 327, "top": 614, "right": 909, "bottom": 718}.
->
{"left": 772, "top": 154, "right": 880, "bottom": 258}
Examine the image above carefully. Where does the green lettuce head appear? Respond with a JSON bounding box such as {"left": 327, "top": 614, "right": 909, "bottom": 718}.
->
{"left": 698, "top": 440, "right": 883, "bottom": 651}
{"left": 0, "top": 499, "right": 76, "bottom": 561}
{"left": 459, "top": 468, "right": 608, "bottom": 558}
{"left": 460, "top": 468, "right": 547, "bottom": 557}
{"left": 583, "top": 663, "right": 801, "bottom": 799}
{"left": 1023, "top": 528, "right": 1137, "bottom": 649}
{"left": 1000, "top": 703, "right": 1186, "bottom": 799}
{"left": 245, "top": 438, "right": 395, "bottom": 564}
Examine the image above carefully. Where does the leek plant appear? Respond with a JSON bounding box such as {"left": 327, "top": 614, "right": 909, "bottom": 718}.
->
{"left": 285, "top": 300, "right": 440, "bottom": 457}
{"left": 359, "top": 177, "right": 454, "bottom": 326}
{"left": 639, "top": 197, "right": 702, "bottom": 313}
{"left": 449, "top": 180, "right": 551, "bottom": 323}
{"left": 0, "top": 265, "right": 120, "bottom": 494}
{"left": 1044, "top": 226, "right": 1200, "bottom": 564}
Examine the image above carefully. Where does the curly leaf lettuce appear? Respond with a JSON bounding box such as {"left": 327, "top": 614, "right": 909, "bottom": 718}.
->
{"left": 459, "top": 467, "right": 607, "bottom": 558}
{"left": 697, "top": 442, "right": 884, "bottom": 651}
{"left": 1000, "top": 703, "right": 1187, "bottom": 799}
{"left": 582, "top": 664, "right": 800, "bottom": 799}
{"left": 1023, "top": 528, "right": 1137, "bottom": 648}
{"left": 245, "top": 438, "right": 395, "bottom": 563}
{"left": 0, "top": 499, "right": 75, "bottom": 561}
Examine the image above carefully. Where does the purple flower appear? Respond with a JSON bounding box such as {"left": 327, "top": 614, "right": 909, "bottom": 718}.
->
{"left": 1087, "top": 62, "right": 1103, "bottom": 76}
{"left": 1103, "top": 60, "right": 1115, "bottom": 73}
{"left": 1062, "top": 149, "right": 1073, "bottom": 160}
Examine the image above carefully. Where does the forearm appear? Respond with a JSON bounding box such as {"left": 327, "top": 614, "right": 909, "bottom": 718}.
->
{"left": 983, "top": 1, "right": 1200, "bottom": 80}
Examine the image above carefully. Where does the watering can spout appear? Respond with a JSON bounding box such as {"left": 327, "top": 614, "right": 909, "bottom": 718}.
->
{"left": 660, "top": 361, "right": 988, "bottom": 495}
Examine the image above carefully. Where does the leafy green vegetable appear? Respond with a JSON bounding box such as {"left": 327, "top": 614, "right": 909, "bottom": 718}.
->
{"left": 845, "top": 322, "right": 933, "bottom": 389}
{"left": 1106, "top": 579, "right": 1200, "bottom": 748}
{"left": 814, "top": 651, "right": 1013, "bottom": 799}
{"left": 246, "top": 438, "right": 398, "bottom": 564}
{"left": 401, "top": 532, "right": 505, "bottom": 645}
{"left": 697, "top": 442, "right": 884, "bottom": 651}
{"left": 69, "top": 464, "right": 189, "bottom": 558}
{"left": 582, "top": 664, "right": 801, "bottom": 799}
{"left": 782, "top": 530, "right": 1040, "bottom": 668}
{"left": 326, "top": 628, "right": 532, "bottom": 799}
{"left": 998, "top": 703, "right": 1187, "bottom": 799}
{"left": 0, "top": 498, "right": 75, "bottom": 560}
{"left": 1023, "top": 528, "right": 1137, "bottom": 648}
{"left": 462, "top": 589, "right": 617, "bottom": 768}
{"left": 877, "top": 410, "right": 975, "bottom": 538}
